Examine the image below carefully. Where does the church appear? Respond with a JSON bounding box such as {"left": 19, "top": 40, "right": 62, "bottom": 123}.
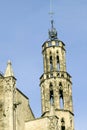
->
{"left": 0, "top": 15, "right": 75, "bottom": 130}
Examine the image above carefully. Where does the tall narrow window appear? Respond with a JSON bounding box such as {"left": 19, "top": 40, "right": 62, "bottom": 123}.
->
{"left": 59, "top": 89, "right": 64, "bottom": 109}
{"left": 50, "top": 56, "right": 53, "bottom": 71}
{"left": 61, "top": 118, "right": 65, "bottom": 130}
{"left": 56, "top": 56, "right": 60, "bottom": 70}
{"left": 50, "top": 83, "right": 54, "bottom": 105}
{"left": 59, "top": 83, "right": 64, "bottom": 109}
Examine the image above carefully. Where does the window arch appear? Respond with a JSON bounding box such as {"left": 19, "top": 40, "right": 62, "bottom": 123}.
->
{"left": 61, "top": 118, "right": 65, "bottom": 130}
{"left": 49, "top": 83, "right": 54, "bottom": 105}
{"left": 50, "top": 56, "right": 53, "bottom": 71}
{"left": 56, "top": 55, "right": 60, "bottom": 70}
{"left": 59, "top": 82, "right": 64, "bottom": 109}
{"left": 61, "top": 118, "right": 65, "bottom": 124}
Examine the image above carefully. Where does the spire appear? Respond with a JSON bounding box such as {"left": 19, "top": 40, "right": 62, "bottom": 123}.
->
{"left": 49, "top": 20, "right": 58, "bottom": 40}
{"left": 4, "top": 60, "right": 14, "bottom": 77}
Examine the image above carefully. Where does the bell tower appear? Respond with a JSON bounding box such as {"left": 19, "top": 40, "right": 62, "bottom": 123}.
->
{"left": 40, "top": 20, "right": 75, "bottom": 130}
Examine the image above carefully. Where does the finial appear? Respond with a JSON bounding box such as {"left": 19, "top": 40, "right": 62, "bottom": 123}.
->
{"left": 7, "top": 60, "right": 11, "bottom": 65}
{"left": 49, "top": 20, "right": 58, "bottom": 40}
{"left": 4, "top": 60, "right": 14, "bottom": 77}
{"left": 48, "top": 0, "right": 58, "bottom": 40}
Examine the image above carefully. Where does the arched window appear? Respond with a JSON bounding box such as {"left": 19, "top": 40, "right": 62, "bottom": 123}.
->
{"left": 50, "top": 56, "right": 53, "bottom": 71}
{"left": 59, "top": 82, "right": 64, "bottom": 109}
{"left": 49, "top": 83, "right": 54, "bottom": 105}
{"left": 56, "top": 56, "right": 60, "bottom": 70}
{"left": 61, "top": 118, "right": 65, "bottom": 130}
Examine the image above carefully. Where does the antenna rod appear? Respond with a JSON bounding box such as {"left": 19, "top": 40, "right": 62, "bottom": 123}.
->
{"left": 49, "top": 0, "right": 54, "bottom": 20}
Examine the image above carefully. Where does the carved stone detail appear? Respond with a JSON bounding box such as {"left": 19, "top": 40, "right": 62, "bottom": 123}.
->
{"left": 48, "top": 116, "right": 58, "bottom": 130}
{"left": 4, "top": 77, "right": 16, "bottom": 92}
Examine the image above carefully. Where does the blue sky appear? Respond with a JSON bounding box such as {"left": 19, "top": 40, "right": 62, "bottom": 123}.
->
{"left": 0, "top": 0, "right": 87, "bottom": 130}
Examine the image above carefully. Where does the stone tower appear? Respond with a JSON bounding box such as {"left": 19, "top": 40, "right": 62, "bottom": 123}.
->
{"left": 40, "top": 20, "right": 75, "bottom": 130}
{"left": 0, "top": 61, "right": 16, "bottom": 130}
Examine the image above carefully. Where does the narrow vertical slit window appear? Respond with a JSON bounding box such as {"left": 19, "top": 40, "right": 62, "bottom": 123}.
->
{"left": 50, "top": 56, "right": 53, "bottom": 71}
{"left": 61, "top": 118, "right": 65, "bottom": 130}
{"left": 59, "top": 83, "right": 64, "bottom": 109}
{"left": 56, "top": 55, "right": 60, "bottom": 70}
{"left": 59, "top": 89, "right": 64, "bottom": 109}
{"left": 49, "top": 83, "right": 54, "bottom": 105}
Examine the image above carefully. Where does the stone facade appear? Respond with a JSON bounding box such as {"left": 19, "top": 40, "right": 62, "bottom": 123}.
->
{"left": 40, "top": 40, "right": 74, "bottom": 130}
{"left": 25, "top": 116, "right": 58, "bottom": 130}
{"left": 40, "top": 22, "right": 75, "bottom": 130}
{"left": 0, "top": 21, "right": 75, "bottom": 130}
{"left": 0, "top": 62, "right": 34, "bottom": 130}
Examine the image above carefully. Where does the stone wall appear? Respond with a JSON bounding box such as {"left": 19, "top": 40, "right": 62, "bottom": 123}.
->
{"left": 25, "top": 116, "right": 58, "bottom": 130}
{"left": 15, "top": 88, "right": 35, "bottom": 130}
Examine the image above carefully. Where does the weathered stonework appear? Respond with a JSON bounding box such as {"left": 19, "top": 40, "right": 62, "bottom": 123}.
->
{"left": 40, "top": 30, "right": 75, "bottom": 130}
{"left": 0, "top": 22, "right": 75, "bottom": 130}
{"left": 25, "top": 116, "right": 58, "bottom": 130}
{"left": 48, "top": 116, "right": 58, "bottom": 130}
{"left": 0, "top": 62, "right": 34, "bottom": 130}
